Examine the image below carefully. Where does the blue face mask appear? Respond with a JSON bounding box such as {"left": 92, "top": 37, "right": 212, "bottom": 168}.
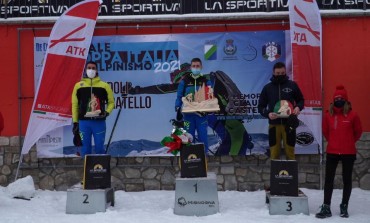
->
{"left": 191, "top": 68, "right": 201, "bottom": 76}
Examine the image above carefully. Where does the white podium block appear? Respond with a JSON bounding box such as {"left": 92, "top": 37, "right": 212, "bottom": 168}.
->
{"left": 266, "top": 190, "right": 309, "bottom": 215}
{"left": 174, "top": 172, "right": 219, "bottom": 216}
{"left": 66, "top": 188, "right": 114, "bottom": 214}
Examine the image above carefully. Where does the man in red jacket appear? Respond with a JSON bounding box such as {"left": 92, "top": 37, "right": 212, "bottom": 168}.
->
{"left": 316, "top": 85, "right": 362, "bottom": 219}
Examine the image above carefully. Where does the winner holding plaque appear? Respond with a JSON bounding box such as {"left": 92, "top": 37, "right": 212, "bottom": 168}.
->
{"left": 175, "top": 58, "right": 220, "bottom": 154}
{"left": 257, "top": 62, "right": 304, "bottom": 160}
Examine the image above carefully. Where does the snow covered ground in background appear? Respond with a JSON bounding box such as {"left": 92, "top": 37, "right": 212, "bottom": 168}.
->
{"left": 1, "top": 176, "right": 370, "bottom": 223}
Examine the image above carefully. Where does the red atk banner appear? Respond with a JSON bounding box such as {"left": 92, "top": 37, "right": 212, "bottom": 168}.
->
{"left": 289, "top": 0, "right": 322, "bottom": 108}
{"left": 22, "top": 0, "right": 101, "bottom": 155}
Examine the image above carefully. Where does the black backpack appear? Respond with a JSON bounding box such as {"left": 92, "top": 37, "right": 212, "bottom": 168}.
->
{"left": 210, "top": 71, "right": 246, "bottom": 115}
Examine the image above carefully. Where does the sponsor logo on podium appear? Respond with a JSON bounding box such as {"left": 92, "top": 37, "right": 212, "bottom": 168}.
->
{"left": 270, "top": 160, "right": 298, "bottom": 196}
{"left": 83, "top": 155, "right": 111, "bottom": 189}
{"left": 177, "top": 197, "right": 216, "bottom": 207}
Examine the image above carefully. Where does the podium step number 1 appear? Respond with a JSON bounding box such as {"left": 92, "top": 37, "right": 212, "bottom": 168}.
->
{"left": 174, "top": 172, "right": 219, "bottom": 216}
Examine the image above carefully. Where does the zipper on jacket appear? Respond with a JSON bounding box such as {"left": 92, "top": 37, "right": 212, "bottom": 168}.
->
{"left": 279, "top": 83, "right": 282, "bottom": 125}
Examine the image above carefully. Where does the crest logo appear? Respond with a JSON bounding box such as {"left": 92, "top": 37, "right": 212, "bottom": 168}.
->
{"left": 223, "top": 39, "right": 237, "bottom": 55}
{"left": 262, "top": 42, "right": 281, "bottom": 62}
{"left": 204, "top": 40, "right": 217, "bottom": 60}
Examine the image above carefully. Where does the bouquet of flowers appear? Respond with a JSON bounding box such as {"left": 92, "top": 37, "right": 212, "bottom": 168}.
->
{"left": 160, "top": 109, "right": 193, "bottom": 155}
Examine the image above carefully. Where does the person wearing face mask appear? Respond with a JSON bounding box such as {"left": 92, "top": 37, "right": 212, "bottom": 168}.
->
{"left": 71, "top": 61, "right": 114, "bottom": 157}
{"left": 257, "top": 62, "right": 304, "bottom": 160}
{"left": 316, "top": 85, "right": 362, "bottom": 219}
{"left": 175, "top": 58, "right": 213, "bottom": 154}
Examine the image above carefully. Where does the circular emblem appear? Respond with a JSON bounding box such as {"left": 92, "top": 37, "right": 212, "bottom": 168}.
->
{"left": 243, "top": 44, "right": 257, "bottom": 61}
{"left": 296, "top": 132, "right": 314, "bottom": 146}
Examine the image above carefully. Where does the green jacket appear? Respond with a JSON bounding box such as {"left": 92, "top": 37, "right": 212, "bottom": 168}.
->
{"left": 72, "top": 76, "right": 114, "bottom": 123}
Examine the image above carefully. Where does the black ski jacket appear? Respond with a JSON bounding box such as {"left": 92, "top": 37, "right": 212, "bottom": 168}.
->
{"left": 258, "top": 76, "right": 304, "bottom": 125}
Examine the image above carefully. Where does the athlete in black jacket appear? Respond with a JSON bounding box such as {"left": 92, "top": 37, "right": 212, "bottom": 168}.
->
{"left": 258, "top": 62, "right": 304, "bottom": 160}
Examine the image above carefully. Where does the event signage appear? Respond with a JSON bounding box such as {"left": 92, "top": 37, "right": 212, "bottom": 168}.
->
{"left": 1, "top": 0, "right": 369, "bottom": 19}
{"left": 34, "top": 29, "right": 322, "bottom": 158}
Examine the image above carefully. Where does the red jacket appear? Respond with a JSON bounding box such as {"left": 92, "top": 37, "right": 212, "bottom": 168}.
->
{"left": 323, "top": 108, "right": 362, "bottom": 155}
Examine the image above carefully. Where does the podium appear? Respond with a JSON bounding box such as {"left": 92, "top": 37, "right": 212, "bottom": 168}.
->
{"left": 267, "top": 160, "right": 309, "bottom": 215}
{"left": 66, "top": 154, "right": 114, "bottom": 214}
{"left": 266, "top": 190, "right": 309, "bottom": 215}
{"left": 66, "top": 188, "right": 114, "bottom": 214}
{"left": 174, "top": 172, "right": 219, "bottom": 216}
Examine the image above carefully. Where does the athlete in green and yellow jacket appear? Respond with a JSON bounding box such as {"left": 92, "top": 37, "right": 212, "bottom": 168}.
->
{"left": 71, "top": 61, "right": 114, "bottom": 157}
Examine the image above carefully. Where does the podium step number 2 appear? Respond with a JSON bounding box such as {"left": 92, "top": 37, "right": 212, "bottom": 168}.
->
{"left": 66, "top": 188, "right": 114, "bottom": 214}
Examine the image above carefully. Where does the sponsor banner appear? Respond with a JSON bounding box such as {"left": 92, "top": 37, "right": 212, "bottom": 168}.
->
{"left": 34, "top": 30, "right": 320, "bottom": 157}
{"left": 1, "top": 0, "right": 369, "bottom": 19}
{"left": 289, "top": 0, "right": 322, "bottom": 153}
{"left": 21, "top": 0, "right": 101, "bottom": 155}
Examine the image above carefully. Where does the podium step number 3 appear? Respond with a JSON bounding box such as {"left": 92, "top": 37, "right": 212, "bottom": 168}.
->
{"left": 266, "top": 191, "right": 309, "bottom": 215}
{"left": 174, "top": 172, "right": 219, "bottom": 216}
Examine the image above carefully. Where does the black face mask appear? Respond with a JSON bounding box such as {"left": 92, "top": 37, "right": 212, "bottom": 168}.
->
{"left": 272, "top": 75, "right": 287, "bottom": 83}
{"left": 334, "top": 100, "right": 345, "bottom": 108}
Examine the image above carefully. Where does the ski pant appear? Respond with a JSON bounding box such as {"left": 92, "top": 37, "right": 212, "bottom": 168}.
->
{"left": 184, "top": 113, "right": 208, "bottom": 154}
{"left": 79, "top": 119, "right": 106, "bottom": 158}
{"left": 268, "top": 124, "right": 295, "bottom": 160}
{"left": 323, "top": 154, "right": 356, "bottom": 206}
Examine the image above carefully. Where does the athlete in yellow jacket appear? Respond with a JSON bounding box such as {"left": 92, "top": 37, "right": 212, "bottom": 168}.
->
{"left": 71, "top": 61, "right": 114, "bottom": 157}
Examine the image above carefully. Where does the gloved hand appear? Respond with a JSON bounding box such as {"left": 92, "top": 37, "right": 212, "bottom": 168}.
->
{"left": 176, "top": 108, "right": 183, "bottom": 121}
{"left": 175, "top": 107, "right": 180, "bottom": 112}
{"left": 99, "top": 111, "right": 109, "bottom": 118}
{"left": 196, "top": 112, "right": 207, "bottom": 117}
{"left": 285, "top": 114, "right": 299, "bottom": 133}
{"left": 72, "top": 122, "right": 79, "bottom": 135}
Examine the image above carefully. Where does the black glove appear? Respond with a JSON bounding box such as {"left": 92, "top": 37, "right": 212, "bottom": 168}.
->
{"left": 286, "top": 114, "right": 299, "bottom": 133}
{"left": 176, "top": 108, "right": 183, "bottom": 121}
{"left": 196, "top": 112, "right": 207, "bottom": 117}
{"left": 73, "top": 133, "right": 82, "bottom": 147}
{"left": 72, "top": 122, "right": 79, "bottom": 135}
{"left": 175, "top": 106, "right": 180, "bottom": 112}
{"left": 99, "top": 111, "right": 109, "bottom": 118}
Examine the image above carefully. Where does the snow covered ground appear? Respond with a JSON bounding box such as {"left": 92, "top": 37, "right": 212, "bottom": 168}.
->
{"left": 1, "top": 176, "right": 370, "bottom": 223}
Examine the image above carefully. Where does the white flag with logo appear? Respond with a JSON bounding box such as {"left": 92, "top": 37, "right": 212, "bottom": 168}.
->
{"left": 21, "top": 0, "right": 102, "bottom": 155}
